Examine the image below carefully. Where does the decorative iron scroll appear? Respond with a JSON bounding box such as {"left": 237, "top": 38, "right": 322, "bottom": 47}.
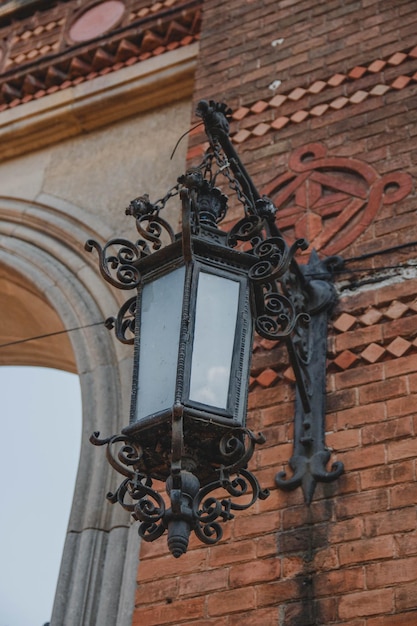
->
{"left": 90, "top": 428, "right": 269, "bottom": 557}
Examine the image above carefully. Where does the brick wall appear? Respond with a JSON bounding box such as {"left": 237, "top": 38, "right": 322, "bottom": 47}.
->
{"left": 133, "top": 1, "right": 417, "bottom": 624}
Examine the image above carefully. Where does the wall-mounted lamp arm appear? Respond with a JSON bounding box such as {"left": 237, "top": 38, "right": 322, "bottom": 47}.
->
{"left": 196, "top": 99, "right": 344, "bottom": 503}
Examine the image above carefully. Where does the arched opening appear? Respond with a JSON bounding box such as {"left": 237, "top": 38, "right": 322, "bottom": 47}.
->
{"left": 0, "top": 366, "right": 81, "bottom": 626}
{"left": 0, "top": 195, "right": 138, "bottom": 626}
{"left": 0, "top": 264, "right": 76, "bottom": 371}
{"left": 0, "top": 260, "right": 81, "bottom": 624}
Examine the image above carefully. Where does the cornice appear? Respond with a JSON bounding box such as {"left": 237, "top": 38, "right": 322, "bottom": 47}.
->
{"left": 0, "top": 42, "right": 198, "bottom": 161}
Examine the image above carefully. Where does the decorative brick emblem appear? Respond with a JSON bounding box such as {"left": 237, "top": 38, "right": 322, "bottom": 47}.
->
{"left": 263, "top": 143, "right": 413, "bottom": 255}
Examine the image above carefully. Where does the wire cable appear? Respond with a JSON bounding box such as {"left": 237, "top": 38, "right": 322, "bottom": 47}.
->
{"left": 0, "top": 320, "right": 106, "bottom": 349}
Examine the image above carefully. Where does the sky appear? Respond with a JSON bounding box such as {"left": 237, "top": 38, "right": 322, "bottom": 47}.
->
{"left": 0, "top": 366, "right": 81, "bottom": 626}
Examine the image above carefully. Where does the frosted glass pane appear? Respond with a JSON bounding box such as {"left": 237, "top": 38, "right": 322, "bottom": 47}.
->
{"left": 136, "top": 266, "right": 185, "bottom": 420}
{"left": 189, "top": 272, "right": 240, "bottom": 409}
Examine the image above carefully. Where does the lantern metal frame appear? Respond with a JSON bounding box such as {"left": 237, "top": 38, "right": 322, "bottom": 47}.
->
{"left": 86, "top": 100, "right": 344, "bottom": 557}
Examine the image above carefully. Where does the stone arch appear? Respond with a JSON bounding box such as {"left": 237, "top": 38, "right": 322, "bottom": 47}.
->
{"left": 0, "top": 194, "right": 139, "bottom": 625}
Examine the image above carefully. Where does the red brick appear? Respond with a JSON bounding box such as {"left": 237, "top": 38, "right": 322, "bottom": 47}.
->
{"left": 208, "top": 539, "right": 256, "bottom": 568}
{"left": 132, "top": 597, "right": 205, "bottom": 626}
{"left": 233, "top": 511, "right": 279, "bottom": 540}
{"left": 335, "top": 325, "right": 383, "bottom": 352}
{"left": 270, "top": 116, "right": 289, "bottom": 130}
{"left": 384, "top": 354, "right": 417, "bottom": 379}
{"left": 387, "top": 393, "right": 417, "bottom": 417}
{"left": 333, "top": 349, "right": 358, "bottom": 369}
{"left": 395, "top": 530, "right": 417, "bottom": 557}
{"left": 255, "top": 367, "right": 279, "bottom": 387}
{"left": 387, "top": 437, "right": 417, "bottom": 461}
{"left": 326, "top": 428, "right": 360, "bottom": 450}
{"left": 366, "top": 556, "right": 417, "bottom": 589}
{"left": 390, "top": 483, "right": 417, "bottom": 508}
{"left": 386, "top": 336, "right": 412, "bottom": 357}
{"left": 338, "top": 443, "right": 385, "bottom": 471}
{"left": 333, "top": 313, "right": 357, "bottom": 332}
{"left": 208, "top": 587, "right": 256, "bottom": 616}
{"left": 228, "top": 608, "right": 279, "bottom": 626}
{"left": 362, "top": 416, "right": 413, "bottom": 445}
{"left": 338, "top": 535, "right": 394, "bottom": 565}
{"left": 359, "top": 377, "right": 407, "bottom": 405}
{"left": 328, "top": 73, "right": 346, "bottom": 86}
{"left": 338, "top": 588, "right": 393, "bottom": 618}
{"left": 395, "top": 581, "right": 417, "bottom": 611}
{"left": 361, "top": 461, "right": 414, "bottom": 490}
{"left": 367, "top": 612, "right": 417, "bottom": 626}
{"left": 391, "top": 75, "right": 411, "bottom": 90}
{"left": 138, "top": 549, "right": 207, "bottom": 582}
{"left": 315, "top": 567, "right": 365, "bottom": 597}
{"left": 178, "top": 568, "right": 228, "bottom": 597}
{"left": 335, "top": 402, "right": 386, "bottom": 429}
{"left": 365, "top": 507, "right": 416, "bottom": 537}
{"left": 334, "top": 362, "right": 384, "bottom": 389}
{"left": 368, "top": 59, "right": 386, "bottom": 73}
{"left": 291, "top": 109, "right": 309, "bottom": 123}
{"left": 256, "top": 533, "right": 279, "bottom": 558}
{"left": 361, "top": 342, "right": 385, "bottom": 363}
{"left": 328, "top": 518, "right": 364, "bottom": 544}
{"left": 349, "top": 66, "right": 367, "bottom": 79}
{"left": 336, "top": 490, "right": 389, "bottom": 519}
{"left": 256, "top": 579, "right": 300, "bottom": 607}
{"left": 229, "top": 557, "right": 280, "bottom": 588}
{"left": 135, "top": 577, "right": 178, "bottom": 606}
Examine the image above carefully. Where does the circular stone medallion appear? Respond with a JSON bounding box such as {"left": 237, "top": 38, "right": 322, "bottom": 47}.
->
{"left": 69, "top": 1, "right": 125, "bottom": 42}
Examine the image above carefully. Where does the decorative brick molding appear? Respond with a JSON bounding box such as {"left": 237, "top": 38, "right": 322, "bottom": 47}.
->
{"left": 0, "top": 0, "right": 201, "bottom": 110}
{"left": 250, "top": 278, "right": 417, "bottom": 391}
{"left": 229, "top": 45, "right": 417, "bottom": 144}
{"left": 263, "top": 143, "right": 413, "bottom": 256}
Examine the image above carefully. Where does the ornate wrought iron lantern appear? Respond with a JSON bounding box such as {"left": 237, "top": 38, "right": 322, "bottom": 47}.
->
{"left": 87, "top": 100, "right": 343, "bottom": 558}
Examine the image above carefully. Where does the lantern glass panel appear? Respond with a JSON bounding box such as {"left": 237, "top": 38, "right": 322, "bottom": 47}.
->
{"left": 189, "top": 271, "right": 240, "bottom": 410}
{"left": 136, "top": 265, "right": 185, "bottom": 421}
